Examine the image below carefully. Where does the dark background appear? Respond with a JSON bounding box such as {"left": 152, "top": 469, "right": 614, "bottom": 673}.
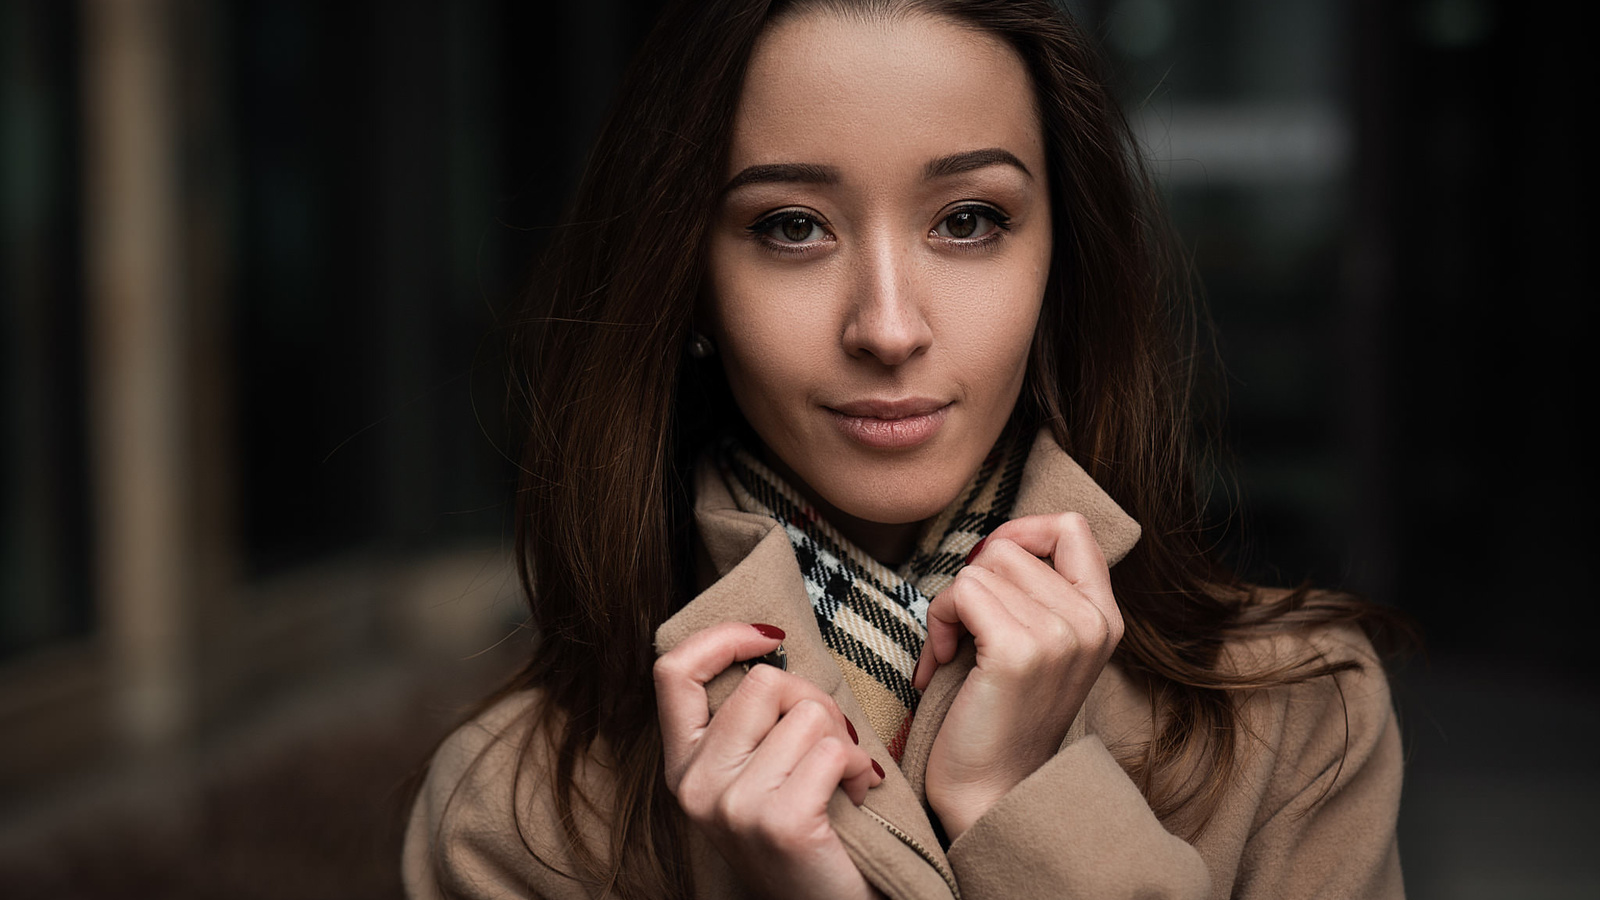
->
{"left": 2, "top": 0, "right": 1594, "bottom": 897}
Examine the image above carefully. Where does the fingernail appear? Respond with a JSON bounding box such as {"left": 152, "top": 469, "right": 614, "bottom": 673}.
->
{"left": 963, "top": 537, "right": 989, "bottom": 566}
{"left": 845, "top": 717, "right": 858, "bottom": 744}
{"left": 871, "top": 759, "right": 885, "bottom": 779}
{"left": 751, "top": 623, "right": 785, "bottom": 640}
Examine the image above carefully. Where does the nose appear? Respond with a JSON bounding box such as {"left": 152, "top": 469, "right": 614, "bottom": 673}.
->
{"left": 841, "top": 236, "right": 932, "bottom": 366}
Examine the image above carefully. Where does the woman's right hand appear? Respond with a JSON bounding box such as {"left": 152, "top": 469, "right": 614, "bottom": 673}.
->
{"left": 654, "top": 622, "right": 885, "bottom": 900}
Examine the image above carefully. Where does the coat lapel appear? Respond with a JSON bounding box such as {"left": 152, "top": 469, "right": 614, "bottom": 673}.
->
{"left": 1012, "top": 427, "right": 1141, "bottom": 564}
{"left": 653, "top": 430, "right": 1142, "bottom": 899}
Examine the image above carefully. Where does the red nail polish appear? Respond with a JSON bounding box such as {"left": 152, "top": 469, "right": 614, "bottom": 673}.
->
{"left": 845, "top": 717, "right": 858, "bottom": 744}
{"left": 964, "top": 537, "right": 989, "bottom": 566}
{"left": 751, "top": 623, "right": 785, "bottom": 640}
{"left": 871, "top": 759, "right": 885, "bottom": 779}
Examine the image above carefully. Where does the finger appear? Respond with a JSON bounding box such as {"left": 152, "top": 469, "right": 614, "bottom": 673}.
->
{"left": 700, "top": 663, "right": 851, "bottom": 765}
{"left": 969, "top": 537, "right": 1088, "bottom": 621}
{"left": 983, "top": 517, "right": 1122, "bottom": 648}
{"left": 915, "top": 584, "right": 968, "bottom": 691}
{"left": 735, "top": 699, "right": 878, "bottom": 804}
{"left": 654, "top": 622, "right": 787, "bottom": 760}
{"left": 912, "top": 624, "right": 946, "bottom": 691}
{"left": 987, "top": 513, "right": 1113, "bottom": 603}
{"left": 839, "top": 758, "right": 884, "bottom": 806}
{"left": 955, "top": 554, "right": 1128, "bottom": 682}
{"left": 914, "top": 569, "right": 1028, "bottom": 689}
{"left": 777, "top": 734, "right": 874, "bottom": 810}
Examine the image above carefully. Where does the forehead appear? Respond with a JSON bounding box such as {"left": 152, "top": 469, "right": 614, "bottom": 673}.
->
{"left": 729, "top": 11, "right": 1043, "bottom": 176}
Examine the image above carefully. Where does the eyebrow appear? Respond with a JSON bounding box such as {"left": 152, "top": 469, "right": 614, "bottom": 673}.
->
{"left": 721, "top": 163, "right": 841, "bottom": 195}
{"left": 924, "top": 148, "right": 1033, "bottom": 181}
{"left": 720, "top": 147, "right": 1032, "bottom": 196}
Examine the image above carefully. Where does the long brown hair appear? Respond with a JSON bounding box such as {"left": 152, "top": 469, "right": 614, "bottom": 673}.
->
{"left": 470, "top": 0, "right": 1405, "bottom": 896}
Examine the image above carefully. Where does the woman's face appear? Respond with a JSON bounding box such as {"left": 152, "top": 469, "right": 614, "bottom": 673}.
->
{"left": 706, "top": 10, "right": 1051, "bottom": 532}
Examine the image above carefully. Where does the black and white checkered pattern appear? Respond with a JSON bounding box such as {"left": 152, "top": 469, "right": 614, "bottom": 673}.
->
{"left": 719, "top": 434, "right": 1027, "bottom": 713}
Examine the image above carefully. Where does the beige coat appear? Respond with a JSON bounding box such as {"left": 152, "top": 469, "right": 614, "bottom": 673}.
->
{"left": 404, "top": 431, "right": 1404, "bottom": 899}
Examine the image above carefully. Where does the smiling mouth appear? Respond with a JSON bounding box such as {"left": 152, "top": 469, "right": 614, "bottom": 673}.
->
{"left": 826, "top": 399, "right": 951, "bottom": 449}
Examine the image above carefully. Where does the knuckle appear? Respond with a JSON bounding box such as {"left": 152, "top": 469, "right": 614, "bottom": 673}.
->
{"left": 748, "top": 659, "right": 787, "bottom": 685}
{"left": 813, "top": 735, "right": 848, "bottom": 765}
{"left": 788, "top": 698, "right": 832, "bottom": 732}
{"left": 1058, "top": 511, "right": 1091, "bottom": 532}
{"left": 1105, "top": 609, "right": 1125, "bottom": 639}
{"left": 950, "top": 567, "right": 990, "bottom": 598}
{"left": 742, "top": 660, "right": 784, "bottom": 690}
{"left": 937, "top": 579, "right": 970, "bottom": 610}
{"left": 1065, "top": 603, "right": 1101, "bottom": 635}
{"left": 713, "top": 784, "right": 753, "bottom": 830}
{"left": 1073, "top": 605, "right": 1112, "bottom": 644}
{"left": 1043, "top": 615, "right": 1075, "bottom": 649}
{"left": 676, "top": 772, "right": 712, "bottom": 818}
{"left": 651, "top": 654, "right": 684, "bottom": 685}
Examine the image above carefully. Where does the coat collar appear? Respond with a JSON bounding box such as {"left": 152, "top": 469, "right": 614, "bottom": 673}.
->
{"left": 653, "top": 429, "right": 1142, "bottom": 898}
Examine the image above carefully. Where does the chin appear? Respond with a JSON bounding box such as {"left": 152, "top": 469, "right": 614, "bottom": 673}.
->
{"left": 813, "top": 460, "right": 969, "bottom": 525}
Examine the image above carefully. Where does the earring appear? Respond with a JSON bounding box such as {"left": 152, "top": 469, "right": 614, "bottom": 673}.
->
{"left": 687, "top": 331, "right": 716, "bottom": 359}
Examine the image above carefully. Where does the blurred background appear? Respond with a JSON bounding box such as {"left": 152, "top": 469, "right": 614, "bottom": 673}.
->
{"left": 1, "top": 0, "right": 1592, "bottom": 897}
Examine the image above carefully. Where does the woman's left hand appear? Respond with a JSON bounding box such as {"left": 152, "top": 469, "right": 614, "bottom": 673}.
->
{"left": 912, "top": 512, "right": 1123, "bottom": 840}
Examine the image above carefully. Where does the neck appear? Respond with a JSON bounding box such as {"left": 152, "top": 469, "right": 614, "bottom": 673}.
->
{"left": 758, "top": 447, "right": 927, "bottom": 567}
{"left": 818, "top": 502, "right": 925, "bottom": 568}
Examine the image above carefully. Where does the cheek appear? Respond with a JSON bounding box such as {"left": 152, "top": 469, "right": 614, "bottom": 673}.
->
{"left": 936, "top": 261, "right": 1047, "bottom": 396}
{"left": 718, "top": 318, "right": 810, "bottom": 408}
{"left": 706, "top": 245, "right": 832, "bottom": 408}
{"left": 996, "top": 235, "right": 1051, "bottom": 383}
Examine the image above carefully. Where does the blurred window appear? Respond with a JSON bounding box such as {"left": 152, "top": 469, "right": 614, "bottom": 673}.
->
{"left": 1, "top": 0, "right": 93, "bottom": 663}
{"left": 1096, "top": 0, "right": 1362, "bottom": 588}
{"left": 229, "top": 0, "right": 510, "bottom": 578}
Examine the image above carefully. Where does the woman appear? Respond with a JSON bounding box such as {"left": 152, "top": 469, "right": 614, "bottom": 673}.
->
{"left": 404, "top": 1, "right": 1405, "bottom": 897}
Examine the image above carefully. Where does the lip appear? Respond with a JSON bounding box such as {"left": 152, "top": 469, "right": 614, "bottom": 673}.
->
{"left": 825, "top": 397, "right": 952, "bottom": 450}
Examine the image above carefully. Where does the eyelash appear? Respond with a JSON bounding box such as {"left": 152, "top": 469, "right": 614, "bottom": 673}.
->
{"left": 747, "top": 209, "right": 833, "bottom": 255}
{"left": 932, "top": 204, "right": 1012, "bottom": 250}
{"left": 745, "top": 204, "right": 1013, "bottom": 255}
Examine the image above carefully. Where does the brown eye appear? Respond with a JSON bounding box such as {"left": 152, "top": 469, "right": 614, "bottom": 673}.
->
{"left": 748, "top": 209, "right": 831, "bottom": 252}
{"left": 946, "top": 211, "right": 978, "bottom": 239}
{"left": 933, "top": 205, "right": 1009, "bottom": 242}
{"left": 781, "top": 215, "right": 814, "bottom": 242}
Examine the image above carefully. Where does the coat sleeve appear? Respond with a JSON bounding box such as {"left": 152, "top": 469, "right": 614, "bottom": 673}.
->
{"left": 943, "top": 627, "right": 1403, "bottom": 900}
{"left": 402, "top": 694, "right": 598, "bottom": 900}
{"left": 943, "top": 733, "right": 1211, "bottom": 899}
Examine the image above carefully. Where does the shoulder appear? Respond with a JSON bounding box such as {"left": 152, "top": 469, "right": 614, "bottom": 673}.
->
{"left": 403, "top": 690, "right": 608, "bottom": 900}
{"left": 1084, "top": 585, "right": 1404, "bottom": 893}
{"left": 1174, "top": 590, "right": 1407, "bottom": 896}
{"left": 1221, "top": 586, "right": 1393, "bottom": 742}
{"left": 1225, "top": 586, "right": 1393, "bottom": 726}
{"left": 425, "top": 689, "right": 546, "bottom": 799}
{"left": 1217, "top": 591, "right": 1401, "bottom": 826}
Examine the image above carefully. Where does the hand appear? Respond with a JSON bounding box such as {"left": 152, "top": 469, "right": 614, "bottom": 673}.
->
{"left": 655, "top": 622, "right": 885, "bottom": 900}
{"left": 912, "top": 512, "right": 1123, "bottom": 840}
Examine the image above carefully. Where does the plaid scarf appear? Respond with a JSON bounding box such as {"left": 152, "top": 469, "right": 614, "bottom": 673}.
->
{"left": 718, "top": 432, "right": 1028, "bottom": 761}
